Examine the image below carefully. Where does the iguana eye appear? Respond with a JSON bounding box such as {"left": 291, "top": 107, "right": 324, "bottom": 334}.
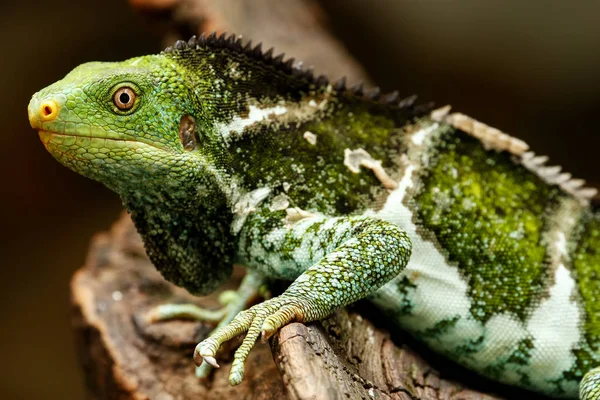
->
{"left": 113, "top": 87, "right": 136, "bottom": 110}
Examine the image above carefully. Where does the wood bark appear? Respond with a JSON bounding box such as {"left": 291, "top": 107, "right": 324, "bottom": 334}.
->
{"left": 71, "top": 0, "right": 531, "bottom": 398}
{"left": 72, "top": 214, "right": 284, "bottom": 399}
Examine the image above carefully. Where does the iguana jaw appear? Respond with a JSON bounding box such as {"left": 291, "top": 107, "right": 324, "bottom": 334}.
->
{"left": 36, "top": 130, "right": 170, "bottom": 153}
{"left": 34, "top": 127, "right": 176, "bottom": 191}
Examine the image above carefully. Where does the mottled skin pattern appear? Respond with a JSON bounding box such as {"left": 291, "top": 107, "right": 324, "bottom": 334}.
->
{"left": 28, "top": 34, "right": 599, "bottom": 398}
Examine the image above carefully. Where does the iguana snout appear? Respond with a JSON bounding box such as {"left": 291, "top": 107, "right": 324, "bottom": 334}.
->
{"left": 28, "top": 96, "right": 59, "bottom": 126}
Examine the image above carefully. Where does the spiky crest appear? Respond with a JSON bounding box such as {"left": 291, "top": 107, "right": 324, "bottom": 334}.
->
{"left": 163, "top": 32, "right": 428, "bottom": 111}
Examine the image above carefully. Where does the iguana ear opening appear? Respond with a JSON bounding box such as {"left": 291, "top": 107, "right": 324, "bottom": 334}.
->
{"left": 179, "top": 114, "right": 199, "bottom": 151}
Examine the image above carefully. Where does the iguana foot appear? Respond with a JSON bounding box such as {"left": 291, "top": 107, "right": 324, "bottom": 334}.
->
{"left": 194, "top": 295, "right": 309, "bottom": 385}
{"left": 146, "top": 271, "right": 265, "bottom": 378}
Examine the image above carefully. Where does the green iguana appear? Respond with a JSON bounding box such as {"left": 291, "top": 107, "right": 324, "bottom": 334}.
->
{"left": 28, "top": 33, "right": 600, "bottom": 399}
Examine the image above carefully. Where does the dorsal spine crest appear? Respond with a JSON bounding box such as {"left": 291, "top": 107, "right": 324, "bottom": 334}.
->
{"left": 163, "top": 33, "right": 427, "bottom": 111}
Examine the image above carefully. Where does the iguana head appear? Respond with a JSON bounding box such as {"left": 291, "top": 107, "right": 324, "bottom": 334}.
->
{"left": 28, "top": 53, "right": 237, "bottom": 295}
{"left": 27, "top": 55, "right": 210, "bottom": 193}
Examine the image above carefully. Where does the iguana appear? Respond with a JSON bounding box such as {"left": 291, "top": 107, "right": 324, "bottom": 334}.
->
{"left": 28, "top": 33, "right": 600, "bottom": 399}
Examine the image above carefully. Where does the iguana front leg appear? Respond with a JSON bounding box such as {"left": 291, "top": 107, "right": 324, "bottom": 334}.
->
{"left": 194, "top": 211, "right": 412, "bottom": 385}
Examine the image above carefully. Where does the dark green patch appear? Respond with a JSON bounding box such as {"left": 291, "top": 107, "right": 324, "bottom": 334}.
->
{"left": 454, "top": 334, "right": 485, "bottom": 356}
{"left": 563, "top": 208, "right": 600, "bottom": 381}
{"left": 413, "top": 129, "right": 561, "bottom": 322}
{"left": 506, "top": 337, "right": 535, "bottom": 366}
{"left": 220, "top": 101, "right": 409, "bottom": 216}
{"left": 281, "top": 218, "right": 328, "bottom": 262}
{"left": 573, "top": 209, "right": 600, "bottom": 347}
{"left": 420, "top": 315, "right": 460, "bottom": 339}
{"left": 392, "top": 276, "right": 418, "bottom": 315}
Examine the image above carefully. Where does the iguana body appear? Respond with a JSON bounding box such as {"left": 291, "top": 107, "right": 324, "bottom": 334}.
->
{"left": 28, "top": 33, "right": 600, "bottom": 398}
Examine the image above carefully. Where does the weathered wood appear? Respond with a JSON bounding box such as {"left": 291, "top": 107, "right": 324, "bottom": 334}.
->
{"left": 72, "top": 214, "right": 285, "bottom": 399}
{"left": 72, "top": 0, "right": 512, "bottom": 399}
{"left": 272, "top": 311, "right": 505, "bottom": 400}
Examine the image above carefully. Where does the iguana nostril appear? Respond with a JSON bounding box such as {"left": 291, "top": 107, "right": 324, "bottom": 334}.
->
{"left": 39, "top": 100, "right": 58, "bottom": 121}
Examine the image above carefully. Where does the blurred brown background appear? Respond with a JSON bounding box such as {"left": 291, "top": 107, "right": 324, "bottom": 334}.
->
{"left": 2, "top": 0, "right": 599, "bottom": 398}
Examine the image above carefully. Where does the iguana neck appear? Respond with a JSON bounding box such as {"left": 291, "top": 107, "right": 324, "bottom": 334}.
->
{"left": 120, "top": 172, "right": 235, "bottom": 295}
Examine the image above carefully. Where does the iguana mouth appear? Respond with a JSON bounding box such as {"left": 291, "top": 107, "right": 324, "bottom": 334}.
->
{"left": 37, "top": 130, "right": 171, "bottom": 152}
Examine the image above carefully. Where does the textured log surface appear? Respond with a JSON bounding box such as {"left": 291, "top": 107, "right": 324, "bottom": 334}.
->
{"left": 271, "top": 312, "right": 505, "bottom": 400}
{"left": 72, "top": 215, "right": 284, "bottom": 399}
{"left": 72, "top": 0, "right": 512, "bottom": 398}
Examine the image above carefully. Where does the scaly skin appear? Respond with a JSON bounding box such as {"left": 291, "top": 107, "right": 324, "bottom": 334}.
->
{"left": 29, "top": 34, "right": 599, "bottom": 398}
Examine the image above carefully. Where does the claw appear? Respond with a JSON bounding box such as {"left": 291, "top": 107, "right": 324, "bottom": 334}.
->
{"left": 203, "top": 355, "right": 219, "bottom": 368}
{"left": 260, "top": 316, "right": 282, "bottom": 341}
{"left": 194, "top": 342, "right": 220, "bottom": 368}
{"left": 260, "top": 327, "right": 275, "bottom": 343}
{"left": 260, "top": 330, "right": 268, "bottom": 343}
{"left": 194, "top": 351, "right": 219, "bottom": 368}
